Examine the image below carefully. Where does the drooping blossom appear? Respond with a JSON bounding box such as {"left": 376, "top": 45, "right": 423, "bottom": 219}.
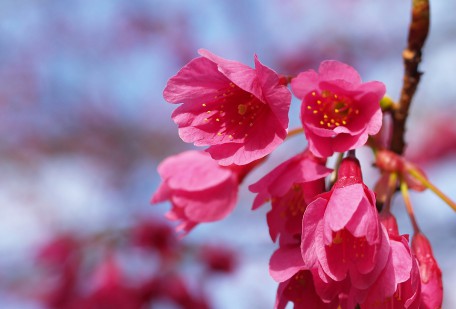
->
{"left": 361, "top": 212, "right": 422, "bottom": 308}
{"left": 291, "top": 61, "right": 385, "bottom": 158}
{"left": 152, "top": 150, "right": 259, "bottom": 234}
{"left": 412, "top": 232, "right": 443, "bottom": 309}
{"left": 249, "top": 150, "right": 331, "bottom": 241}
{"left": 163, "top": 49, "right": 291, "bottom": 165}
{"left": 301, "top": 156, "right": 390, "bottom": 305}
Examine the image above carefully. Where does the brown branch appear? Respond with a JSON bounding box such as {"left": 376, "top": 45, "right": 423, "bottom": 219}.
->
{"left": 390, "top": 0, "right": 430, "bottom": 154}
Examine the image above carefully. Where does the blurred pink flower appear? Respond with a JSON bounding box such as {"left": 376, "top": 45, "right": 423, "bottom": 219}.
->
{"left": 291, "top": 61, "right": 385, "bottom": 157}
{"left": 199, "top": 244, "right": 237, "bottom": 274}
{"left": 301, "top": 157, "right": 390, "bottom": 305}
{"left": 164, "top": 49, "right": 291, "bottom": 165}
{"left": 412, "top": 232, "right": 443, "bottom": 309}
{"left": 152, "top": 150, "right": 258, "bottom": 234}
{"left": 249, "top": 150, "right": 331, "bottom": 241}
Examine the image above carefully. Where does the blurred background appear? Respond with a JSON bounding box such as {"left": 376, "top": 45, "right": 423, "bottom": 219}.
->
{"left": 0, "top": 0, "right": 455, "bottom": 308}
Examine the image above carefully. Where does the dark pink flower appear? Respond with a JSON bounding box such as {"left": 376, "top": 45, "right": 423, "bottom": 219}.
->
{"left": 291, "top": 61, "right": 385, "bottom": 157}
{"left": 133, "top": 217, "right": 178, "bottom": 258}
{"left": 152, "top": 150, "right": 257, "bottom": 234}
{"left": 249, "top": 150, "right": 331, "bottom": 241}
{"left": 412, "top": 232, "right": 443, "bottom": 309}
{"left": 163, "top": 49, "right": 291, "bottom": 165}
{"left": 361, "top": 217, "right": 422, "bottom": 309}
{"left": 199, "top": 244, "right": 237, "bottom": 274}
{"left": 301, "top": 157, "right": 390, "bottom": 304}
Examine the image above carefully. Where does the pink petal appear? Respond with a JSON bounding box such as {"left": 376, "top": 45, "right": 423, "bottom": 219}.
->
{"left": 325, "top": 184, "right": 364, "bottom": 235}
{"left": 269, "top": 246, "right": 305, "bottom": 282}
{"left": 318, "top": 60, "right": 362, "bottom": 85}
{"left": 157, "top": 151, "right": 231, "bottom": 191}
{"left": 198, "top": 48, "right": 261, "bottom": 99}
{"left": 163, "top": 56, "right": 228, "bottom": 104}
{"left": 291, "top": 70, "right": 319, "bottom": 99}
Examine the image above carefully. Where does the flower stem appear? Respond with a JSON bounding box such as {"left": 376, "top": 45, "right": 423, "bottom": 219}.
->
{"left": 286, "top": 127, "right": 304, "bottom": 139}
{"left": 383, "top": 172, "right": 398, "bottom": 213}
{"left": 329, "top": 152, "right": 345, "bottom": 189}
{"left": 408, "top": 168, "right": 456, "bottom": 212}
{"left": 400, "top": 180, "right": 421, "bottom": 234}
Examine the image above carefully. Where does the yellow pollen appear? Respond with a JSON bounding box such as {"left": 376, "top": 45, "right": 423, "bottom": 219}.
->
{"left": 327, "top": 123, "right": 331, "bottom": 127}
{"left": 335, "top": 122, "right": 340, "bottom": 126}
{"left": 317, "top": 100, "right": 322, "bottom": 104}
{"left": 313, "top": 110, "right": 318, "bottom": 114}
{"left": 334, "top": 94, "right": 338, "bottom": 98}
{"left": 320, "top": 121, "right": 324, "bottom": 125}
{"left": 216, "top": 118, "right": 220, "bottom": 122}
{"left": 307, "top": 105, "right": 312, "bottom": 110}
{"left": 207, "top": 111, "right": 211, "bottom": 114}
{"left": 330, "top": 119, "right": 335, "bottom": 123}
{"left": 217, "top": 132, "right": 222, "bottom": 136}
{"left": 202, "top": 103, "right": 207, "bottom": 107}
{"left": 323, "top": 114, "right": 328, "bottom": 119}
{"left": 335, "top": 109, "right": 339, "bottom": 113}
{"left": 342, "top": 120, "right": 347, "bottom": 125}
{"left": 312, "top": 91, "right": 316, "bottom": 96}
{"left": 229, "top": 135, "right": 233, "bottom": 139}
{"left": 333, "top": 232, "right": 343, "bottom": 244}
{"left": 238, "top": 104, "right": 248, "bottom": 115}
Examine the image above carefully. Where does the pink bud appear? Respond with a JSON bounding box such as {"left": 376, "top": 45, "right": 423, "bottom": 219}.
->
{"left": 412, "top": 233, "right": 443, "bottom": 309}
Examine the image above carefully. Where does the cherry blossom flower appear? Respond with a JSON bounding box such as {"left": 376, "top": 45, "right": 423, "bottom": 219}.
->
{"left": 412, "top": 232, "right": 443, "bottom": 309}
{"left": 361, "top": 213, "right": 422, "bottom": 308}
{"left": 301, "top": 156, "right": 390, "bottom": 305}
{"left": 249, "top": 150, "right": 331, "bottom": 241}
{"left": 151, "top": 150, "right": 258, "bottom": 234}
{"left": 163, "top": 49, "right": 291, "bottom": 165}
{"left": 291, "top": 60, "right": 385, "bottom": 157}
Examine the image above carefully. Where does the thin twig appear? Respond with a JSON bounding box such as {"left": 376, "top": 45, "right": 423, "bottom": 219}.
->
{"left": 390, "top": 0, "right": 430, "bottom": 154}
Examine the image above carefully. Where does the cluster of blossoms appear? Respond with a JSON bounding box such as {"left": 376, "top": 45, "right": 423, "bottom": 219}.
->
{"left": 153, "top": 49, "right": 451, "bottom": 308}
{"left": 32, "top": 217, "right": 237, "bottom": 309}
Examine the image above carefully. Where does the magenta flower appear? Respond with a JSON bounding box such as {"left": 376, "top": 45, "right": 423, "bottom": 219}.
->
{"left": 164, "top": 49, "right": 291, "bottom": 166}
{"left": 249, "top": 150, "right": 331, "bottom": 241}
{"left": 151, "top": 150, "right": 256, "bottom": 234}
{"left": 291, "top": 61, "right": 385, "bottom": 157}
{"left": 412, "top": 232, "right": 443, "bottom": 309}
{"left": 361, "top": 236, "right": 422, "bottom": 309}
{"left": 301, "top": 157, "right": 390, "bottom": 304}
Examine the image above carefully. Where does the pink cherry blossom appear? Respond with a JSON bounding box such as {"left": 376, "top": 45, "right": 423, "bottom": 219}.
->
{"left": 412, "top": 232, "right": 443, "bottom": 309}
{"left": 301, "top": 157, "right": 390, "bottom": 305}
{"left": 151, "top": 150, "right": 257, "bottom": 234}
{"left": 164, "top": 49, "right": 291, "bottom": 165}
{"left": 291, "top": 60, "right": 385, "bottom": 157}
{"left": 249, "top": 150, "right": 331, "bottom": 241}
{"left": 357, "top": 211, "right": 422, "bottom": 308}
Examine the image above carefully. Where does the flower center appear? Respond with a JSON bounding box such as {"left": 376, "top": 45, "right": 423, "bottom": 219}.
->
{"left": 200, "top": 83, "right": 266, "bottom": 140}
{"left": 305, "top": 90, "right": 359, "bottom": 129}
